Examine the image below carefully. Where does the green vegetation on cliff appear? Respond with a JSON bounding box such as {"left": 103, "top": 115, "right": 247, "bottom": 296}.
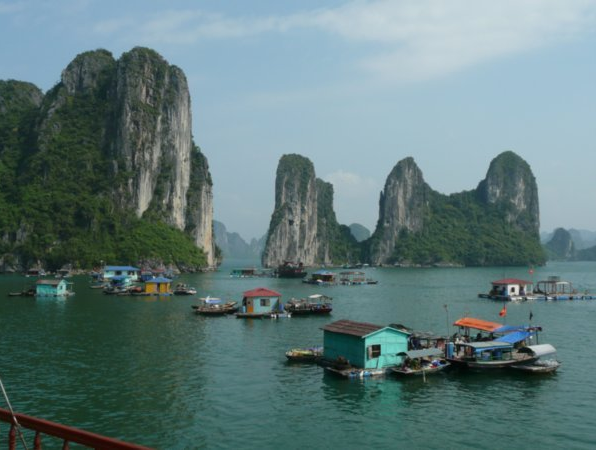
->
{"left": 316, "top": 179, "right": 360, "bottom": 264}
{"left": 0, "top": 50, "right": 209, "bottom": 271}
{"left": 384, "top": 190, "right": 545, "bottom": 266}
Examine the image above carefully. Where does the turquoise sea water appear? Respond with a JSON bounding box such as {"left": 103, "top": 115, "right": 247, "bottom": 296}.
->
{"left": 1, "top": 260, "right": 595, "bottom": 449}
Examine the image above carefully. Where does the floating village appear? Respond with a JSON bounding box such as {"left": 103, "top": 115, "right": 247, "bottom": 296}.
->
{"left": 10, "top": 261, "right": 595, "bottom": 382}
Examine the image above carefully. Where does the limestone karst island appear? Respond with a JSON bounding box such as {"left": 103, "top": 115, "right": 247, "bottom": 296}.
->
{"left": 0, "top": 47, "right": 549, "bottom": 272}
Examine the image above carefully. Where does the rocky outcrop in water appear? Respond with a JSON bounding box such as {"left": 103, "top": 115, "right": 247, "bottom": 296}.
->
{"left": 545, "top": 228, "right": 576, "bottom": 260}
{"left": 477, "top": 151, "right": 540, "bottom": 233}
{"left": 367, "top": 157, "right": 430, "bottom": 265}
{"left": 261, "top": 154, "right": 358, "bottom": 267}
{"left": 0, "top": 47, "right": 215, "bottom": 270}
{"left": 365, "top": 151, "right": 544, "bottom": 266}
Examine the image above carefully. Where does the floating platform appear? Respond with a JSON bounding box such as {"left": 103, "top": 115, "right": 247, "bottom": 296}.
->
{"left": 479, "top": 293, "right": 596, "bottom": 301}
{"left": 235, "top": 312, "right": 291, "bottom": 319}
{"left": 323, "top": 365, "right": 387, "bottom": 378}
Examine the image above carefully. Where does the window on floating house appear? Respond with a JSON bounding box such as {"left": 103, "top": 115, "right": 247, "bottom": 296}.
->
{"left": 260, "top": 298, "right": 270, "bottom": 307}
{"left": 367, "top": 344, "right": 381, "bottom": 359}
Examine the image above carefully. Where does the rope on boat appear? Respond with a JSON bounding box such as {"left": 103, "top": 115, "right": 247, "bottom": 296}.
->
{"left": 0, "top": 376, "right": 29, "bottom": 450}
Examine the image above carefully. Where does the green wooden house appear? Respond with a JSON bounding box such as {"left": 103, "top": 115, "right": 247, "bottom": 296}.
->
{"left": 36, "top": 279, "right": 71, "bottom": 297}
{"left": 322, "top": 320, "right": 410, "bottom": 370}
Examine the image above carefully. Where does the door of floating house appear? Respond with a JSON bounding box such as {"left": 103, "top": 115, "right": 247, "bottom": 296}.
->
{"left": 322, "top": 320, "right": 410, "bottom": 369}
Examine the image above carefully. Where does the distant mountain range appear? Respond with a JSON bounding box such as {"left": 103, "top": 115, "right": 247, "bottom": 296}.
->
{"left": 543, "top": 228, "right": 596, "bottom": 261}
{"left": 214, "top": 220, "right": 371, "bottom": 260}
{"left": 541, "top": 229, "right": 596, "bottom": 250}
{"left": 213, "top": 221, "right": 266, "bottom": 260}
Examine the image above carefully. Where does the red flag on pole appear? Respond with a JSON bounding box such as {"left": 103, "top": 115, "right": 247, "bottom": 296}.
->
{"left": 499, "top": 305, "right": 507, "bottom": 317}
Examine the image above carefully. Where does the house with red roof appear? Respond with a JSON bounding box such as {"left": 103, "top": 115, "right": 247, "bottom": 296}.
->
{"left": 237, "top": 287, "right": 283, "bottom": 317}
{"left": 479, "top": 278, "right": 534, "bottom": 300}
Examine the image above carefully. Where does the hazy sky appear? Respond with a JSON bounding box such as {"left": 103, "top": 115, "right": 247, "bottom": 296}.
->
{"left": 2, "top": 0, "right": 595, "bottom": 240}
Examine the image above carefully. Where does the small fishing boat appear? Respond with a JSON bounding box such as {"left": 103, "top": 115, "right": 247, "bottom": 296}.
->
{"left": 510, "top": 344, "right": 560, "bottom": 373}
{"left": 173, "top": 283, "right": 197, "bottom": 295}
{"left": 8, "top": 286, "right": 36, "bottom": 297}
{"left": 284, "top": 294, "right": 332, "bottom": 315}
{"left": 285, "top": 346, "right": 323, "bottom": 362}
{"left": 275, "top": 261, "right": 307, "bottom": 278}
{"left": 192, "top": 297, "right": 239, "bottom": 315}
{"left": 392, "top": 348, "right": 450, "bottom": 377}
{"left": 446, "top": 317, "right": 545, "bottom": 371}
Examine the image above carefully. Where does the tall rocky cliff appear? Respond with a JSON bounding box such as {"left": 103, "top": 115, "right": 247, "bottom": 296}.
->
{"left": 0, "top": 47, "right": 215, "bottom": 270}
{"left": 261, "top": 154, "right": 358, "bottom": 267}
{"left": 261, "top": 151, "right": 544, "bottom": 268}
{"left": 366, "top": 151, "right": 545, "bottom": 266}
{"left": 545, "top": 228, "right": 576, "bottom": 260}
{"left": 477, "top": 151, "right": 540, "bottom": 234}
{"left": 367, "top": 157, "right": 430, "bottom": 264}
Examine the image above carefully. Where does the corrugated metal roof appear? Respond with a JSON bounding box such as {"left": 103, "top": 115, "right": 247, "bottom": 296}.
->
{"left": 146, "top": 277, "right": 172, "bottom": 283}
{"left": 104, "top": 266, "right": 140, "bottom": 271}
{"left": 36, "top": 279, "right": 63, "bottom": 286}
{"left": 491, "top": 278, "right": 532, "bottom": 285}
{"left": 519, "top": 344, "right": 557, "bottom": 357}
{"left": 453, "top": 317, "right": 503, "bottom": 332}
{"left": 495, "top": 330, "right": 531, "bottom": 344}
{"left": 321, "top": 319, "right": 384, "bottom": 337}
{"left": 243, "top": 287, "right": 281, "bottom": 297}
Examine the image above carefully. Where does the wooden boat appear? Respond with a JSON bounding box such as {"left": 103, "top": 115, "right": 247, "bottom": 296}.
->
{"left": 8, "top": 287, "right": 36, "bottom": 297}
{"left": 446, "top": 317, "right": 545, "bottom": 371}
{"left": 192, "top": 298, "right": 238, "bottom": 315}
{"left": 284, "top": 294, "right": 332, "bottom": 315}
{"left": 173, "top": 283, "right": 197, "bottom": 295}
{"left": 392, "top": 348, "right": 450, "bottom": 377}
{"left": 510, "top": 344, "right": 560, "bottom": 373}
{"left": 275, "top": 261, "right": 307, "bottom": 279}
{"left": 285, "top": 346, "right": 323, "bottom": 362}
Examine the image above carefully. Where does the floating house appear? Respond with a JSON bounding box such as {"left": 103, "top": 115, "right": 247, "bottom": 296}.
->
{"left": 36, "top": 279, "right": 72, "bottom": 297}
{"left": 26, "top": 268, "right": 46, "bottom": 277}
{"left": 144, "top": 277, "right": 173, "bottom": 295}
{"left": 237, "top": 287, "right": 283, "bottom": 318}
{"left": 478, "top": 278, "right": 533, "bottom": 300}
{"left": 303, "top": 270, "right": 336, "bottom": 286}
{"left": 535, "top": 276, "right": 575, "bottom": 296}
{"left": 102, "top": 266, "right": 141, "bottom": 282}
{"left": 321, "top": 320, "right": 410, "bottom": 376}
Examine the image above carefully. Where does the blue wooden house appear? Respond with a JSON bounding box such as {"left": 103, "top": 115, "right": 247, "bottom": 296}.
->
{"left": 36, "top": 279, "right": 71, "bottom": 297}
{"left": 237, "top": 287, "right": 283, "bottom": 317}
{"left": 322, "top": 320, "right": 410, "bottom": 371}
{"left": 102, "top": 266, "right": 141, "bottom": 282}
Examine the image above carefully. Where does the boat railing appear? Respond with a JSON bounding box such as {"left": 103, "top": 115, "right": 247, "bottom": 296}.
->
{"left": 0, "top": 407, "right": 151, "bottom": 449}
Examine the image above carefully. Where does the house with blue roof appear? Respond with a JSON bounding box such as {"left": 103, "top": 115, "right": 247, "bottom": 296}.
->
{"left": 102, "top": 266, "right": 141, "bottom": 281}
{"left": 143, "top": 277, "right": 173, "bottom": 295}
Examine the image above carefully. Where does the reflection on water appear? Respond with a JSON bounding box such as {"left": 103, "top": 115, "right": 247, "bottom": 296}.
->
{"left": 0, "top": 261, "right": 595, "bottom": 448}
